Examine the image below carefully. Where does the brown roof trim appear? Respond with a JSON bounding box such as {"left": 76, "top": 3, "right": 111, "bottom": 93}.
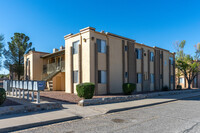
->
{"left": 24, "top": 51, "right": 49, "bottom": 57}
{"left": 106, "top": 32, "right": 135, "bottom": 42}
{"left": 135, "top": 43, "right": 155, "bottom": 49}
{"left": 41, "top": 49, "right": 65, "bottom": 58}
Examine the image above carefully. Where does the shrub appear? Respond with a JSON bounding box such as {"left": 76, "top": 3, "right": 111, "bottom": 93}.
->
{"left": 123, "top": 83, "right": 136, "bottom": 95}
{"left": 76, "top": 83, "right": 95, "bottom": 99}
{"left": 162, "top": 85, "right": 169, "bottom": 91}
{"left": 177, "top": 85, "right": 182, "bottom": 90}
{"left": 0, "top": 88, "right": 6, "bottom": 105}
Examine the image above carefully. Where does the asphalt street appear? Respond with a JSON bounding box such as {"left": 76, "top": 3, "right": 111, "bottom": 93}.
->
{"left": 16, "top": 96, "right": 200, "bottom": 133}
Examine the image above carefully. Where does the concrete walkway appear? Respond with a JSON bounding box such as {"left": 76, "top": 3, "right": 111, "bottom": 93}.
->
{"left": 1, "top": 90, "right": 200, "bottom": 132}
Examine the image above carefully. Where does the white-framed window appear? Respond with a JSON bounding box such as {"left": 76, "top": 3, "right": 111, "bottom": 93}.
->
{"left": 72, "top": 40, "right": 79, "bottom": 54}
{"left": 73, "top": 71, "right": 78, "bottom": 83}
{"left": 136, "top": 48, "right": 142, "bottom": 59}
{"left": 137, "top": 73, "right": 142, "bottom": 83}
{"left": 97, "top": 39, "right": 106, "bottom": 53}
{"left": 150, "top": 74, "right": 154, "bottom": 83}
{"left": 169, "top": 57, "right": 174, "bottom": 65}
{"left": 150, "top": 52, "right": 154, "bottom": 62}
{"left": 98, "top": 70, "right": 107, "bottom": 84}
{"left": 179, "top": 78, "right": 184, "bottom": 84}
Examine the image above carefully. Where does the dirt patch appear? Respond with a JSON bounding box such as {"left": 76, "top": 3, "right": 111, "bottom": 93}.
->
{"left": 0, "top": 99, "right": 21, "bottom": 107}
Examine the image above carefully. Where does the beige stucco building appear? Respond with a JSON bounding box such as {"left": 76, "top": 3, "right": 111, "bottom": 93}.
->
{"left": 176, "top": 73, "right": 200, "bottom": 89}
{"left": 65, "top": 27, "right": 175, "bottom": 95}
{"left": 24, "top": 47, "right": 65, "bottom": 91}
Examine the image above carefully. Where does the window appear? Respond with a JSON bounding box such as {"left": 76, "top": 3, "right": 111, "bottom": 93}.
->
{"left": 137, "top": 73, "right": 142, "bottom": 83}
{"left": 136, "top": 48, "right": 142, "bottom": 59}
{"left": 73, "top": 71, "right": 78, "bottom": 83}
{"left": 194, "top": 77, "right": 197, "bottom": 84}
{"left": 179, "top": 78, "right": 184, "bottom": 84}
{"left": 169, "top": 57, "right": 174, "bottom": 65}
{"left": 124, "top": 46, "right": 128, "bottom": 51}
{"left": 125, "top": 72, "right": 128, "bottom": 78}
{"left": 171, "top": 76, "right": 174, "bottom": 83}
{"left": 97, "top": 39, "right": 106, "bottom": 53}
{"left": 160, "top": 74, "right": 163, "bottom": 79}
{"left": 150, "top": 74, "right": 154, "bottom": 83}
{"left": 98, "top": 70, "right": 107, "bottom": 84}
{"left": 72, "top": 40, "right": 79, "bottom": 54}
{"left": 150, "top": 52, "right": 154, "bottom": 62}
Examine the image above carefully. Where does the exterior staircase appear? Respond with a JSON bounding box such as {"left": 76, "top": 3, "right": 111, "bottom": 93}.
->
{"left": 48, "top": 81, "right": 53, "bottom": 90}
{"left": 43, "top": 69, "right": 61, "bottom": 81}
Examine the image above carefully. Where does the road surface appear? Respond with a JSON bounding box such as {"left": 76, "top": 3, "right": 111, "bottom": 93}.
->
{"left": 17, "top": 96, "right": 200, "bottom": 133}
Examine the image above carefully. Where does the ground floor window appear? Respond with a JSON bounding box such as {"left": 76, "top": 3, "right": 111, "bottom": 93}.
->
{"left": 171, "top": 75, "right": 174, "bottom": 84}
{"left": 179, "top": 77, "right": 184, "bottom": 84}
{"left": 137, "top": 73, "right": 142, "bottom": 83}
{"left": 98, "top": 70, "right": 107, "bottom": 84}
{"left": 150, "top": 74, "right": 154, "bottom": 83}
{"left": 73, "top": 71, "right": 78, "bottom": 83}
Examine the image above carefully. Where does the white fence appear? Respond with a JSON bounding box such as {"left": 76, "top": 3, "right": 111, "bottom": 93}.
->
{"left": 3, "top": 80, "right": 46, "bottom": 103}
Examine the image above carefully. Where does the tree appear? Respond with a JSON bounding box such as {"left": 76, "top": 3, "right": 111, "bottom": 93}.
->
{"left": 174, "top": 40, "right": 186, "bottom": 85}
{"left": 0, "top": 35, "right": 4, "bottom": 68}
{"left": 3, "top": 33, "right": 35, "bottom": 80}
{"left": 175, "top": 41, "right": 200, "bottom": 89}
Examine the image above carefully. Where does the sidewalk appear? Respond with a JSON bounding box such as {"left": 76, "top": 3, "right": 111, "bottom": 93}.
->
{"left": 1, "top": 90, "right": 200, "bottom": 132}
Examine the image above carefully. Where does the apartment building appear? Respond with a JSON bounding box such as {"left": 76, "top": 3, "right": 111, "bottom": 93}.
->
{"left": 177, "top": 74, "right": 200, "bottom": 89}
{"left": 65, "top": 27, "right": 175, "bottom": 95}
{"left": 24, "top": 47, "right": 65, "bottom": 91}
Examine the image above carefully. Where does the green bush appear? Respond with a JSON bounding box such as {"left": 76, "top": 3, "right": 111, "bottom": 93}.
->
{"left": 123, "top": 83, "right": 136, "bottom": 95}
{"left": 76, "top": 83, "right": 95, "bottom": 99}
{"left": 177, "top": 85, "right": 182, "bottom": 90}
{"left": 0, "top": 88, "right": 6, "bottom": 105}
{"left": 162, "top": 85, "right": 169, "bottom": 91}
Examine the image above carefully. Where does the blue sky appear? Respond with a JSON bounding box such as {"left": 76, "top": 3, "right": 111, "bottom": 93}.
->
{"left": 0, "top": 0, "right": 200, "bottom": 74}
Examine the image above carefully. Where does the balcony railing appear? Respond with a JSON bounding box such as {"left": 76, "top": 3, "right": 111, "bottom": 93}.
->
{"left": 43, "top": 61, "right": 65, "bottom": 75}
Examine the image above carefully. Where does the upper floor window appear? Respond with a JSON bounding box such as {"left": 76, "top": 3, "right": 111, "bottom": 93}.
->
{"left": 169, "top": 57, "right": 174, "bottom": 65}
{"left": 135, "top": 48, "right": 142, "bottom": 59}
{"left": 97, "top": 39, "right": 106, "bottom": 53}
{"left": 150, "top": 52, "right": 154, "bottom": 62}
{"left": 98, "top": 70, "right": 107, "bottom": 84}
{"left": 72, "top": 40, "right": 79, "bottom": 54}
{"left": 137, "top": 73, "right": 142, "bottom": 83}
{"left": 124, "top": 46, "right": 128, "bottom": 52}
{"left": 73, "top": 71, "right": 78, "bottom": 83}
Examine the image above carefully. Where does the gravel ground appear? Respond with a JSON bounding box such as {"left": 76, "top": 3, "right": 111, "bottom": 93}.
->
{"left": 17, "top": 95, "right": 200, "bottom": 133}
{"left": 40, "top": 91, "right": 125, "bottom": 104}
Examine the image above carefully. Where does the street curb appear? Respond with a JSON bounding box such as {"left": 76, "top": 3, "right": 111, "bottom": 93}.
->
{"left": 79, "top": 89, "right": 200, "bottom": 106}
{"left": 106, "top": 94, "right": 200, "bottom": 114}
{"left": 0, "top": 115, "right": 82, "bottom": 133}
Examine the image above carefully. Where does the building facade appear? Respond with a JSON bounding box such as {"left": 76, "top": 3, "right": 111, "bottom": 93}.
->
{"left": 177, "top": 74, "right": 200, "bottom": 89}
{"left": 24, "top": 47, "right": 65, "bottom": 91}
{"left": 65, "top": 27, "right": 175, "bottom": 95}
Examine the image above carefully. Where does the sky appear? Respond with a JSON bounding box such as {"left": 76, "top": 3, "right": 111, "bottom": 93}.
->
{"left": 0, "top": 0, "right": 200, "bottom": 74}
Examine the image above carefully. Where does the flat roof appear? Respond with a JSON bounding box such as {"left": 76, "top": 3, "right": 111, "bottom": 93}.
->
{"left": 41, "top": 49, "right": 65, "bottom": 58}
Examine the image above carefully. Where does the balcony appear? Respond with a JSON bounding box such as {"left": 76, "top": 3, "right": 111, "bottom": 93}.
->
{"left": 43, "top": 61, "right": 65, "bottom": 74}
{"left": 42, "top": 61, "right": 65, "bottom": 81}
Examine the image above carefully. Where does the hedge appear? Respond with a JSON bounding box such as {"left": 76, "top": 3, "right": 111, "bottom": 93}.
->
{"left": 0, "top": 88, "right": 6, "bottom": 105}
{"left": 123, "top": 83, "right": 136, "bottom": 95}
{"left": 76, "top": 83, "right": 95, "bottom": 99}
